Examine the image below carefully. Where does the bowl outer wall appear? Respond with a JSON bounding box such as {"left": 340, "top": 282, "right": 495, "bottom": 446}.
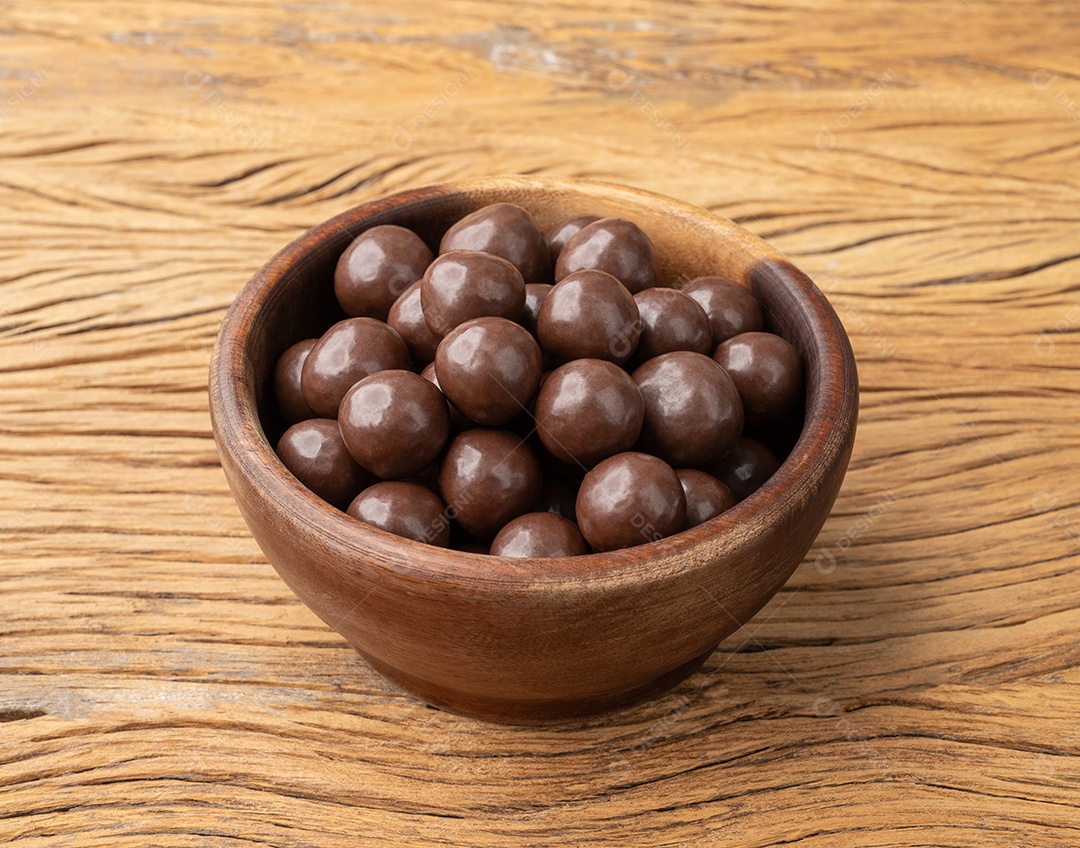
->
{"left": 209, "top": 176, "right": 858, "bottom": 711}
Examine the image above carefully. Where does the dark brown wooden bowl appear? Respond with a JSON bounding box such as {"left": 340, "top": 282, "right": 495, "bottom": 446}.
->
{"left": 209, "top": 177, "right": 858, "bottom": 724}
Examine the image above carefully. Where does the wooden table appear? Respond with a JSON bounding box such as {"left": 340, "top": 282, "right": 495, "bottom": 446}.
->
{"left": 3, "top": 2, "right": 1078, "bottom": 845}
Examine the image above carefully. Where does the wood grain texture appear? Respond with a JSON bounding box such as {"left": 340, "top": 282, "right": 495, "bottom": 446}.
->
{"left": 1, "top": 0, "right": 1078, "bottom": 844}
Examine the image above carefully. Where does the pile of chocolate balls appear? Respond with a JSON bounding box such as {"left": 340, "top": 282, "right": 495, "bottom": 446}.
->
{"left": 272, "top": 204, "right": 802, "bottom": 557}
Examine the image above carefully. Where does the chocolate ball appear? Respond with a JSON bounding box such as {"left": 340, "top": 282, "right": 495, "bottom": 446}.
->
{"left": 536, "top": 477, "right": 578, "bottom": 522}
{"left": 676, "top": 469, "right": 736, "bottom": 527}
{"left": 490, "top": 512, "right": 589, "bottom": 558}
{"left": 346, "top": 481, "right": 451, "bottom": 547}
{"left": 421, "top": 250, "right": 526, "bottom": 338}
{"left": 420, "top": 362, "right": 473, "bottom": 432}
{"left": 683, "top": 277, "right": 764, "bottom": 346}
{"left": 713, "top": 331, "right": 803, "bottom": 428}
{"left": 535, "top": 359, "right": 644, "bottom": 469}
{"left": 434, "top": 317, "right": 542, "bottom": 427}
{"left": 301, "top": 318, "right": 411, "bottom": 419}
{"left": 276, "top": 419, "right": 372, "bottom": 509}
{"left": 632, "top": 351, "right": 743, "bottom": 468}
{"left": 387, "top": 280, "right": 440, "bottom": 366}
{"left": 576, "top": 452, "right": 686, "bottom": 552}
{"left": 632, "top": 287, "right": 713, "bottom": 362}
{"left": 520, "top": 283, "right": 552, "bottom": 336}
{"left": 546, "top": 214, "right": 599, "bottom": 264}
{"left": 338, "top": 370, "right": 449, "bottom": 479}
{"left": 273, "top": 338, "right": 317, "bottom": 425}
{"left": 438, "top": 429, "right": 542, "bottom": 539}
{"left": 536, "top": 270, "right": 641, "bottom": 365}
{"left": 334, "top": 225, "right": 433, "bottom": 321}
{"left": 707, "top": 437, "right": 780, "bottom": 502}
{"left": 555, "top": 217, "right": 659, "bottom": 293}
{"left": 439, "top": 203, "right": 552, "bottom": 285}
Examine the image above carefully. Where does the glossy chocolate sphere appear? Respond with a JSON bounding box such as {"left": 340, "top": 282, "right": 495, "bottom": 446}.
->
{"left": 276, "top": 419, "right": 372, "bottom": 509}
{"left": 439, "top": 203, "right": 552, "bottom": 285}
{"left": 434, "top": 317, "right": 542, "bottom": 427}
{"left": 632, "top": 287, "right": 713, "bottom": 362}
{"left": 535, "top": 358, "right": 644, "bottom": 469}
{"left": 707, "top": 437, "right": 780, "bottom": 502}
{"left": 420, "top": 362, "right": 473, "bottom": 433}
{"left": 683, "top": 277, "right": 764, "bottom": 346}
{"left": 632, "top": 351, "right": 743, "bottom": 468}
{"left": 334, "top": 225, "right": 433, "bottom": 321}
{"left": 338, "top": 370, "right": 449, "bottom": 479}
{"left": 438, "top": 429, "right": 542, "bottom": 539}
{"left": 490, "top": 512, "right": 589, "bottom": 558}
{"left": 520, "top": 283, "right": 552, "bottom": 336}
{"left": 273, "top": 338, "right": 317, "bottom": 425}
{"left": 713, "top": 331, "right": 803, "bottom": 428}
{"left": 387, "top": 280, "right": 441, "bottom": 366}
{"left": 576, "top": 452, "right": 686, "bottom": 552}
{"left": 536, "top": 269, "right": 641, "bottom": 365}
{"left": 554, "top": 217, "right": 658, "bottom": 293}
{"left": 347, "top": 481, "right": 451, "bottom": 547}
{"left": 301, "top": 318, "right": 411, "bottom": 418}
{"left": 421, "top": 250, "right": 525, "bottom": 338}
{"left": 676, "top": 469, "right": 736, "bottom": 527}
{"left": 546, "top": 214, "right": 600, "bottom": 264}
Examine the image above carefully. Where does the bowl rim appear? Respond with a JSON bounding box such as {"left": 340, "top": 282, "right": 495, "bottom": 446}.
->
{"left": 209, "top": 175, "right": 858, "bottom": 587}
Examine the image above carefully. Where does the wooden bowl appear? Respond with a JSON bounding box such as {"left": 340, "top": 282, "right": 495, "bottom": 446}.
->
{"left": 209, "top": 177, "right": 858, "bottom": 724}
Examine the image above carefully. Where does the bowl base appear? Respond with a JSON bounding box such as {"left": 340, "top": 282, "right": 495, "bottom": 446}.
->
{"left": 354, "top": 645, "right": 716, "bottom": 725}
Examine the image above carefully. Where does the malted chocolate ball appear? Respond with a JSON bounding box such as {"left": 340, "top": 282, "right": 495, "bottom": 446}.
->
{"left": 632, "top": 287, "right": 713, "bottom": 362}
{"left": 301, "top": 317, "right": 411, "bottom": 418}
{"left": 439, "top": 203, "right": 552, "bottom": 285}
{"left": 632, "top": 351, "right": 743, "bottom": 468}
{"left": 676, "top": 469, "right": 736, "bottom": 527}
{"left": 387, "top": 280, "right": 440, "bottom": 366}
{"left": 535, "top": 358, "right": 643, "bottom": 469}
{"left": 546, "top": 214, "right": 599, "bottom": 264}
{"left": 421, "top": 250, "right": 526, "bottom": 338}
{"left": 434, "top": 317, "right": 542, "bottom": 426}
{"left": 338, "top": 369, "right": 449, "bottom": 479}
{"left": 276, "top": 419, "right": 372, "bottom": 509}
{"left": 420, "top": 362, "right": 473, "bottom": 433}
{"left": 713, "top": 331, "right": 802, "bottom": 428}
{"left": 520, "top": 283, "right": 552, "bottom": 336}
{"left": 707, "top": 437, "right": 780, "bottom": 502}
{"left": 490, "top": 512, "right": 589, "bottom": 558}
{"left": 536, "top": 269, "right": 641, "bottom": 365}
{"left": 683, "top": 277, "right": 764, "bottom": 346}
{"left": 273, "top": 338, "right": 317, "bottom": 425}
{"left": 334, "top": 225, "right": 433, "bottom": 321}
{"left": 576, "top": 452, "right": 686, "bottom": 552}
{"left": 555, "top": 217, "right": 659, "bottom": 293}
{"left": 438, "top": 429, "right": 542, "bottom": 539}
{"left": 347, "top": 481, "right": 451, "bottom": 547}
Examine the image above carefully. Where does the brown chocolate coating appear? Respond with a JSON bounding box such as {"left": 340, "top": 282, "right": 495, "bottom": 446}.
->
{"left": 347, "top": 481, "right": 451, "bottom": 547}
{"left": 536, "top": 476, "right": 578, "bottom": 522}
{"left": 683, "top": 277, "right": 765, "bottom": 346}
{"left": 434, "top": 317, "right": 542, "bottom": 426}
{"left": 632, "top": 351, "right": 743, "bottom": 468}
{"left": 439, "top": 203, "right": 552, "bottom": 285}
{"left": 713, "top": 331, "right": 803, "bottom": 429}
{"left": 387, "top": 280, "right": 440, "bottom": 366}
{"left": 576, "top": 452, "right": 686, "bottom": 552}
{"left": 338, "top": 370, "right": 449, "bottom": 479}
{"left": 554, "top": 217, "right": 659, "bottom": 293}
{"left": 276, "top": 419, "right": 372, "bottom": 509}
{"left": 536, "top": 269, "right": 641, "bottom": 365}
{"left": 535, "top": 358, "right": 644, "bottom": 469}
{"left": 676, "top": 469, "right": 736, "bottom": 527}
{"left": 301, "top": 318, "right": 411, "bottom": 418}
{"left": 706, "top": 437, "right": 780, "bottom": 502}
{"left": 420, "top": 362, "right": 473, "bottom": 432}
{"left": 546, "top": 214, "right": 600, "bottom": 264}
{"left": 490, "top": 512, "right": 589, "bottom": 558}
{"left": 632, "top": 287, "right": 713, "bottom": 362}
{"left": 520, "top": 283, "right": 552, "bottom": 336}
{"left": 420, "top": 250, "right": 526, "bottom": 338}
{"left": 273, "top": 338, "right": 317, "bottom": 425}
{"left": 438, "top": 429, "right": 542, "bottom": 539}
{"left": 334, "top": 225, "right": 433, "bottom": 321}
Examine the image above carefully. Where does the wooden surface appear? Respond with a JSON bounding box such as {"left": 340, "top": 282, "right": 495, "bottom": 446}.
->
{"left": 2, "top": 1, "right": 1078, "bottom": 844}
